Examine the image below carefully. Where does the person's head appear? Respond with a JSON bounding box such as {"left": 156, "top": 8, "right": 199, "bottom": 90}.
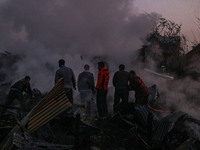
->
{"left": 58, "top": 59, "right": 65, "bottom": 67}
{"left": 130, "top": 70, "right": 136, "bottom": 75}
{"left": 98, "top": 61, "right": 104, "bottom": 70}
{"left": 84, "top": 64, "right": 90, "bottom": 71}
{"left": 25, "top": 76, "right": 31, "bottom": 82}
{"left": 119, "top": 64, "right": 125, "bottom": 71}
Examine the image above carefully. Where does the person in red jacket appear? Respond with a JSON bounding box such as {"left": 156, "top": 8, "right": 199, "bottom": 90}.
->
{"left": 96, "top": 61, "right": 109, "bottom": 118}
{"left": 129, "top": 71, "right": 149, "bottom": 105}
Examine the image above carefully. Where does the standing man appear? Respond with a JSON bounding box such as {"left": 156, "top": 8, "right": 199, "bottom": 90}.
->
{"left": 129, "top": 71, "right": 149, "bottom": 105}
{"left": 113, "top": 64, "right": 130, "bottom": 112}
{"left": 55, "top": 59, "right": 76, "bottom": 104}
{"left": 78, "top": 64, "right": 95, "bottom": 118}
{"left": 95, "top": 61, "right": 109, "bottom": 118}
{"left": 1, "top": 76, "right": 33, "bottom": 114}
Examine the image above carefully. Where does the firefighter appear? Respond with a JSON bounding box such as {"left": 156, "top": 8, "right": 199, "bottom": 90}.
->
{"left": 55, "top": 59, "right": 76, "bottom": 104}
{"left": 1, "top": 76, "right": 33, "bottom": 114}
{"left": 113, "top": 64, "right": 130, "bottom": 112}
{"left": 78, "top": 64, "right": 95, "bottom": 118}
{"left": 95, "top": 61, "right": 109, "bottom": 118}
{"left": 129, "top": 71, "right": 149, "bottom": 105}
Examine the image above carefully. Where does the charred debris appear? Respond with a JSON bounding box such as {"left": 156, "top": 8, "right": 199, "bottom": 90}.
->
{"left": 1, "top": 80, "right": 200, "bottom": 150}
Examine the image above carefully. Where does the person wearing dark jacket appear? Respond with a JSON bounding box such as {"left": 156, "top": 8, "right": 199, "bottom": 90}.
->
{"left": 113, "top": 64, "right": 130, "bottom": 112}
{"left": 129, "top": 71, "right": 149, "bottom": 105}
{"left": 96, "top": 61, "right": 109, "bottom": 118}
{"left": 55, "top": 59, "right": 76, "bottom": 104}
{"left": 78, "top": 64, "right": 94, "bottom": 118}
{"left": 1, "top": 76, "right": 33, "bottom": 114}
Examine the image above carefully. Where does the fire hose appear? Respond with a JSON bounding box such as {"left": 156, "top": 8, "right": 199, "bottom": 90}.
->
{"left": 147, "top": 104, "right": 173, "bottom": 113}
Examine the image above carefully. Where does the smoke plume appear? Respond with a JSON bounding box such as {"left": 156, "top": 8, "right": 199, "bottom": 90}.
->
{"left": 1, "top": 0, "right": 200, "bottom": 124}
{"left": 0, "top": 0, "right": 160, "bottom": 91}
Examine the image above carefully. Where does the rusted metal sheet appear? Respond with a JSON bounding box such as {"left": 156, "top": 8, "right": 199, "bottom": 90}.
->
{"left": 27, "top": 78, "right": 72, "bottom": 133}
{"left": 0, "top": 78, "right": 72, "bottom": 150}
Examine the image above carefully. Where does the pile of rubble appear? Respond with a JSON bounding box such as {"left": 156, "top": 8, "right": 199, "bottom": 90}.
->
{"left": 1, "top": 80, "right": 200, "bottom": 150}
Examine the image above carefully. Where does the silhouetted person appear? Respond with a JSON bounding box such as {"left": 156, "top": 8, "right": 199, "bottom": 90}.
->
{"left": 55, "top": 59, "right": 76, "bottom": 104}
{"left": 78, "top": 64, "right": 95, "bottom": 118}
{"left": 113, "top": 64, "right": 130, "bottom": 112}
{"left": 129, "top": 71, "right": 149, "bottom": 105}
{"left": 95, "top": 61, "right": 109, "bottom": 118}
{"left": 1, "top": 76, "right": 33, "bottom": 114}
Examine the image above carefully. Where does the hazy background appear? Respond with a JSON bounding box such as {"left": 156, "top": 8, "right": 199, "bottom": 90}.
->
{"left": 0, "top": 0, "right": 159, "bottom": 91}
{"left": 0, "top": 0, "right": 200, "bottom": 119}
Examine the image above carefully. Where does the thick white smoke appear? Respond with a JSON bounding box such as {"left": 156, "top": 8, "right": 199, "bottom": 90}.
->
{"left": 0, "top": 0, "right": 160, "bottom": 91}
{"left": 1, "top": 0, "right": 200, "bottom": 125}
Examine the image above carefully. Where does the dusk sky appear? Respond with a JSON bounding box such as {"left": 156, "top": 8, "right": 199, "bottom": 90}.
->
{"left": 135, "top": 0, "right": 200, "bottom": 44}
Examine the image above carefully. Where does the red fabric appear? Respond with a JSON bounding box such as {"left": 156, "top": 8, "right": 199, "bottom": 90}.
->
{"left": 133, "top": 74, "right": 149, "bottom": 96}
{"left": 96, "top": 67, "right": 109, "bottom": 90}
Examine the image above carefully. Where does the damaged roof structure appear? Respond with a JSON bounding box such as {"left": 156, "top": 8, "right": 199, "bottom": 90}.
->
{"left": 1, "top": 79, "right": 200, "bottom": 150}
{"left": 185, "top": 44, "right": 200, "bottom": 80}
{"left": 139, "top": 19, "right": 200, "bottom": 81}
{"left": 139, "top": 18, "right": 186, "bottom": 77}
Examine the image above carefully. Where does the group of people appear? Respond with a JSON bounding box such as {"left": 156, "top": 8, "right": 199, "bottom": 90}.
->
{"left": 1, "top": 59, "right": 150, "bottom": 119}
{"left": 55, "top": 59, "right": 149, "bottom": 119}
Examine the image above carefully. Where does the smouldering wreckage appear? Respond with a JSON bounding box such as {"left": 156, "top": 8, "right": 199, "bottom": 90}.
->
{"left": 1, "top": 79, "right": 200, "bottom": 150}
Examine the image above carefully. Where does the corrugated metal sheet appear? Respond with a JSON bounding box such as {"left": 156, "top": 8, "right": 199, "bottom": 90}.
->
{"left": 152, "top": 111, "right": 185, "bottom": 142}
{"left": 27, "top": 78, "right": 72, "bottom": 133}
{"left": 152, "top": 120, "right": 171, "bottom": 142}
{"left": 134, "top": 105, "right": 151, "bottom": 128}
{"left": 0, "top": 78, "right": 72, "bottom": 150}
